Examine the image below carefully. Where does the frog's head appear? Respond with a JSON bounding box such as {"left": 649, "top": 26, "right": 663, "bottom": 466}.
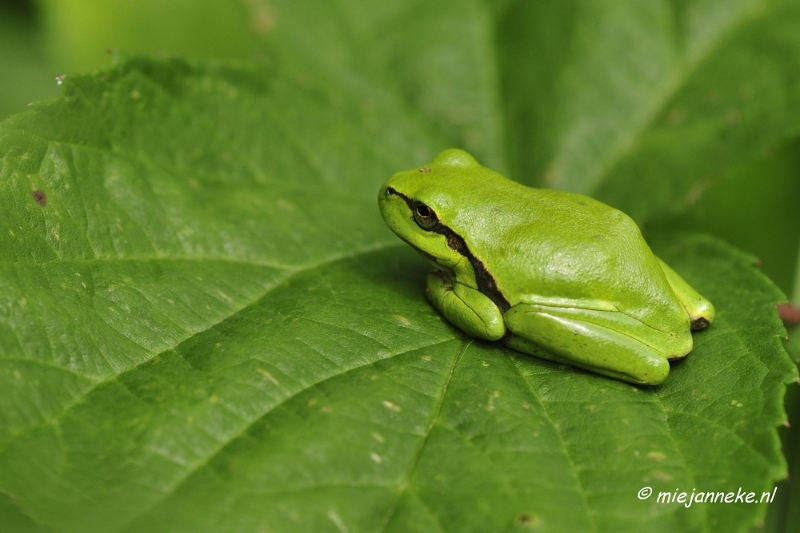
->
{"left": 378, "top": 149, "right": 483, "bottom": 268}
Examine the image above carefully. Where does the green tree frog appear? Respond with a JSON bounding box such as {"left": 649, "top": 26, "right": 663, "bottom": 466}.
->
{"left": 378, "top": 149, "right": 714, "bottom": 385}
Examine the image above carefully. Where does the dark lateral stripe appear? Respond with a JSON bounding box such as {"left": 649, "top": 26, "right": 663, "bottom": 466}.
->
{"left": 385, "top": 187, "right": 511, "bottom": 312}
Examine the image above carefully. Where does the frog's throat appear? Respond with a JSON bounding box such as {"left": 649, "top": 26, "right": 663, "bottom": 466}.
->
{"left": 385, "top": 186, "right": 510, "bottom": 312}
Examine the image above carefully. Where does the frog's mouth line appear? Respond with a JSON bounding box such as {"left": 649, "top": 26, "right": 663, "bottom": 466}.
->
{"left": 384, "top": 186, "right": 510, "bottom": 312}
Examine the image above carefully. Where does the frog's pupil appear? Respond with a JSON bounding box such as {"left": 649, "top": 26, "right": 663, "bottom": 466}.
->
{"left": 412, "top": 202, "right": 439, "bottom": 230}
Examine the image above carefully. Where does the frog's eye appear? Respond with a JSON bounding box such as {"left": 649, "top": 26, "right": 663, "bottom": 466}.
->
{"left": 412, "top": 202, "right": 439, "bottom": 230}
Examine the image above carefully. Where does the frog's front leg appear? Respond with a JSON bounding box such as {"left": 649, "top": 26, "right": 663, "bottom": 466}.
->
{"left": 426, "top": 270, "right": 506, "bottom": 341}
{"left": 656, "top": 258, "right": 715, "bottom": 331}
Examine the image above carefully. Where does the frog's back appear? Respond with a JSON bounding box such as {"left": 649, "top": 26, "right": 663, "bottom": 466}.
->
{"left": 456, "top": 184, "right": 687, "bottom": 331}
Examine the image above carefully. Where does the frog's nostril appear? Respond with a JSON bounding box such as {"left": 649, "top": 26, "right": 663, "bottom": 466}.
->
{"left": 385, "top": 186, "right": 397, "bottom": 196}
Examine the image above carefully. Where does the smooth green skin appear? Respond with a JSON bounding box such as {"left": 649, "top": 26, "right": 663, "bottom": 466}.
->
{"left": 378, "top": 149, "right": 715, "bottom": 385}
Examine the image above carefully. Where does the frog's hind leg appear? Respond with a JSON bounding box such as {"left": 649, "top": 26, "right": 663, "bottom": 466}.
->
{"left": 656, "top": 258, "right": 715, "bottom": 331}
{"left": 503, "top": 305, "right": 688, "bottom": 385}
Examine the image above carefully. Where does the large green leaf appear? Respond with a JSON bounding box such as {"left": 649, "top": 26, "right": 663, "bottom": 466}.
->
{"left": 498, "top": 0, "right": 800, "bottom": 221}
{"left": 0, "top": 53, "right": 796, "bottom": 533}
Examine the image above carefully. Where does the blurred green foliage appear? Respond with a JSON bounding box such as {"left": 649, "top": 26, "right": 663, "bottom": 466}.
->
{"left": 36, "top": 0, "right": 268, "bottom": 72}
{"left": 649, "top": 138, "right": 800, "bottom": 296}
{"left": 0, "top": 0, "right": 57, "bottom": 119}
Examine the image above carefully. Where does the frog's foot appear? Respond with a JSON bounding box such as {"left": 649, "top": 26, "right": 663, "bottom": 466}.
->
{"left": 656, "top": 258, "right": 714, "bottom": 331}
{"left": 503, "top": 304, "right": 692, "bottom": 385}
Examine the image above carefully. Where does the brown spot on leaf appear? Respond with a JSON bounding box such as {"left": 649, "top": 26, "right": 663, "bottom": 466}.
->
{"left": 516, "top": 513, "right": 540, "bottom": 527}
{"left": 31, "top": 190, "right": 46, "bottom": 207}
